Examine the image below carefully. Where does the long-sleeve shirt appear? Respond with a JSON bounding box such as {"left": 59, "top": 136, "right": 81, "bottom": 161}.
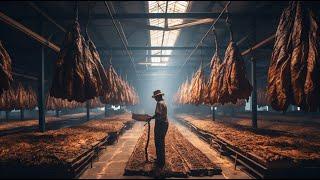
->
{"left": 154, "top": 100, "right": 168, "bottom": 124}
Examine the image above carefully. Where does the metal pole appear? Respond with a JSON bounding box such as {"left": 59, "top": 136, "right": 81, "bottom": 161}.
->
{"left": 251, "top": 57, "right": 257, "bottom": 129}
{"left": 20, "top": 109, "right": 24, "bottom": 120}
{"left": 86, "top": 101, "right": 90, "bottom": 121}
{"left": 105, "top": 104, "right": 107, "bottom": 117}
{"left": 5, "top": 111, "right": 9, "bottom": 121}
{"left": 251, "top": 17, "right": 257, "bottom": 129}
{"left": 212, "top": 106, "right": 215, "bottom": 121}
{"left": 55, "top": 109, "right": 60, "bottom": 117}
{"left": 38, "top": 43, "right": 46, "bottom": 132}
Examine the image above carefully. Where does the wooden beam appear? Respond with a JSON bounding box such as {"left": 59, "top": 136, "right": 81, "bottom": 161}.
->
{"left": 0, "top": 11, "right": 60, "bottom": 52}
{"left": 241, "top": 34, "right": 275, "bottom": 56}
{"left": 168, "top": 18, "right": 214, "bottom": 30}
{"left": 120, "top": 20, "right": 165, "bottom": 30}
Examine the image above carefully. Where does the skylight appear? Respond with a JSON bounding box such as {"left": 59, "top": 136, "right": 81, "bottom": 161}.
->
{"left": 148, "top": 1, "right": 189, "bottom": 66}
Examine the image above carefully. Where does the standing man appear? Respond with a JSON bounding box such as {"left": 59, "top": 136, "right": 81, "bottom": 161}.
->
{"left": 148, "top": 90, "right": 169, "bottom": 175}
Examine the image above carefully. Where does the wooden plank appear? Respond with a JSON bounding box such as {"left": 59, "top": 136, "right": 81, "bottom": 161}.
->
{"left": 241, "top": 34, "right": 275, "bottom": 56}
{"left": 0, "top": 11, "right": 60, "bottom": 52}
{"left": 168, "top": 18, "right": 214, "bottom": 30}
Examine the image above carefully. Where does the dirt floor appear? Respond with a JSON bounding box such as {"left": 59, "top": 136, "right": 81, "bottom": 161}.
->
{"left": 175, "top": 113, "right": 320, "bottom": 164}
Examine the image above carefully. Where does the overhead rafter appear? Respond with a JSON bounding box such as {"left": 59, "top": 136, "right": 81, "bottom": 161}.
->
{"left": 168, "top": 18, "right": 215, "bottom": 30}
{"left": 99, "top": 46, "right": 215, "bottom": 51}
{"left": 111, "top": 54, "right": 213, "bottom": 58}
{"left": 0, "top": 11, "right": 60, "bottom": 52}
{"left": 20, "top": 12, "right": 280, "bottom": 20}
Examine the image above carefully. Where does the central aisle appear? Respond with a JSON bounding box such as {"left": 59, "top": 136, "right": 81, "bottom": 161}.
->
{"left": 80, "top": 120, "right": 251, "bottom": 179}
{"left": 80, "top": 122, "right": 148, "bottom": 179}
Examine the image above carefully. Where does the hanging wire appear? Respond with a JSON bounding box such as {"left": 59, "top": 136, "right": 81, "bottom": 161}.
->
{"left": 75, "top": 1, "right": 79, "bottom": 21}
{"left": 109, "top": 52, "right": 113, "bottom": 65}
{"left": 212, "top": 28, "right": 218, "bottom": 54}
{"left": 104, "top": 1, "right": 138, "bottom": 75}
{"left": 85, "top": 1, "right": 91, "bottom": 40}
{"left": 178, "top": 1, "right": 231, "bottom": 73}
{"left": 200, "top": 41, "right": 203, "bottom": 66}
{"left": 225, "top": 8, "right": 234, "bottom": 42}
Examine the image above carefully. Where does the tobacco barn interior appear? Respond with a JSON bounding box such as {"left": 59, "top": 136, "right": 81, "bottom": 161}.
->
{"left": 1, "top": 1, "right": 320, "bottom": 179}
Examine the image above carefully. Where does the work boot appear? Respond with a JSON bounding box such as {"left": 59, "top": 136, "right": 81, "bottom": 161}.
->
{"left": 153, "top": 162, "right": 167, "bottom": 178}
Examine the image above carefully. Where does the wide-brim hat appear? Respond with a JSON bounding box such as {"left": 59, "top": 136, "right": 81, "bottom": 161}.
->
{"left": 152, "top": 90, "right": 164, "bottom": 98}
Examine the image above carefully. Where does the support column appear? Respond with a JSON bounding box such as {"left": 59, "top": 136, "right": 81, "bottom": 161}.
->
{"left": 20, "top": 109, "right": 24, "bottom": 120}
{"left": 211, "top": 106, "right": 215, "bottom": 121}
{"left": 251, "top": 57, "right": 257, "bottom": 129}
{"left": 5, "top": 111, "right": 9, "bottom": 121}
{"left": 86, "top": 101, "right": 90, "bottom": 121}
{"left": 105, "top": 104, "right": 107, "bottom": 117}
{"left": 38, "top": 42, "right": 45, "bottom": 132}
{"left": 251, "top": 15, "right": 257, "bottom": 129}
{"left": 55, "top": 110, "right": 60, "bottom": 117}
